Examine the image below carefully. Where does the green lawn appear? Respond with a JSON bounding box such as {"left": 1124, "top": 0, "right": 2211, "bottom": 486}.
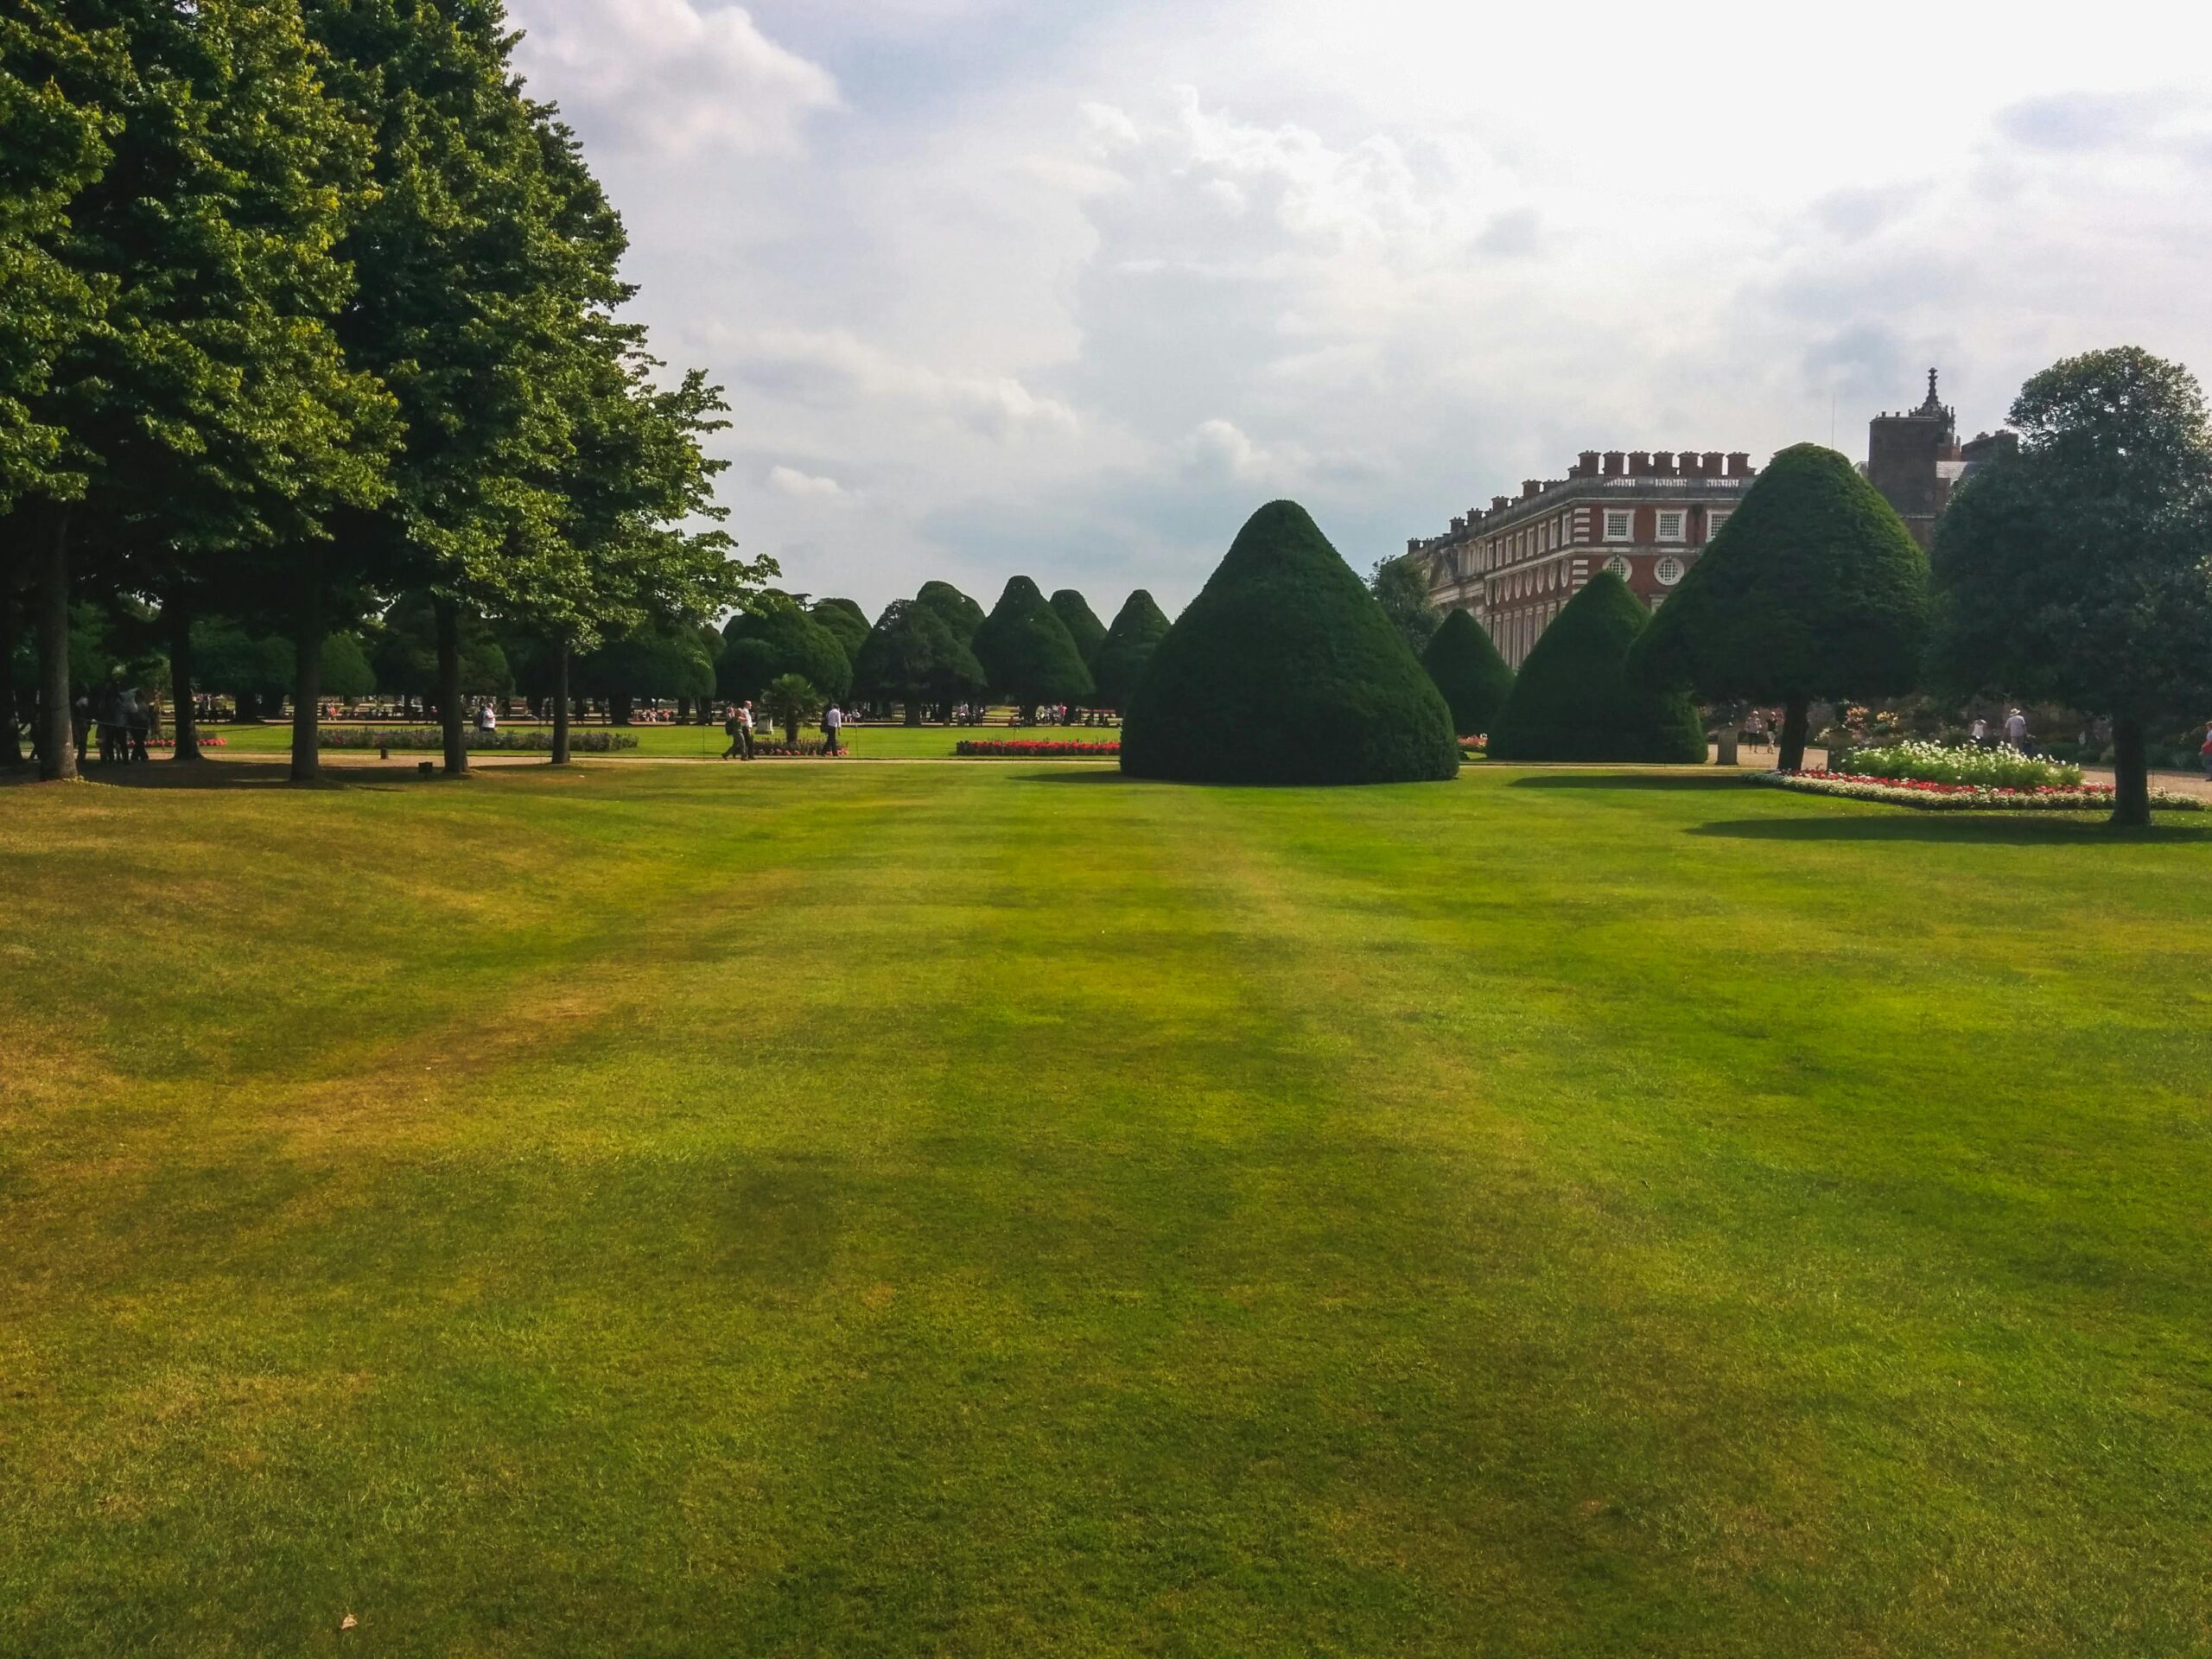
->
{"left": 3, "top": 760, "right": 2210, "bottom": 1656}
{"left": 200, "top": 719, "right": 1117, "bottom": 759}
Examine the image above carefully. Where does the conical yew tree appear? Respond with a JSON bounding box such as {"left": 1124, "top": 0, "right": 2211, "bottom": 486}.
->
{"left": 1489, "top": 571, "right": 1704, "bottom": 762}
{"left": 972, "top": 575, "right": 1092, "bottom": 719}
{"left": 1122, "top": 500, "right": 1458, "bottom": 784}
{"left": 1629, "top": 442, "right": 1929, "bottom": 770}
{"left": 1091, "top": 589, "right": 1172, "bottom": 711}
{"left": 1049, "top": 589, "right": 1107, "bottom": 664}
{"left": 1421, "top": 607, "right": 1514, "bottom": 738}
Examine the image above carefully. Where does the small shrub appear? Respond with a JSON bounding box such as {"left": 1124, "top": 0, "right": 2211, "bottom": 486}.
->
{"left": 1489, "top": 573, "right": 1704, "bottom": 763}
{"left": 955, "top": 740, "right": 1119, "bottom": 757}
{"left": 1826, "top": 740, "right": 2081, "bottom": 789}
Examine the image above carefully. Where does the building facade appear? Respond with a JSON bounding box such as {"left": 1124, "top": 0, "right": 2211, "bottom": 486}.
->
{"left": 1866, "top": 370, "right": 2015, "bottom": 548}
{"left": 1404, "top": 448, "right": 1758, "bottom": 669}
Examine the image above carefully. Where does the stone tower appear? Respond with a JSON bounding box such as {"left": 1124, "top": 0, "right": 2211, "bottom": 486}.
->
{"left": 1866, "top": 369, "right": 1962, "bottom": 549}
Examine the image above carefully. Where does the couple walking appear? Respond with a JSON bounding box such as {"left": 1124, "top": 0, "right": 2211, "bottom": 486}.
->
{"left": 721, "top": 700, "right": 845, "bottom": 759}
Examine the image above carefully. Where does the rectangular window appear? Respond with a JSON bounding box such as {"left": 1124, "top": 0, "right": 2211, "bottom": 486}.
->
{"left": 1604, "top": 510, "right": 1632, "bottom": 541}
{"left": 1656, "top": 510, "right": 1686, "bottom": 541}
{"left": 1706, "top": 509, "right": 1731, "bottom": 538}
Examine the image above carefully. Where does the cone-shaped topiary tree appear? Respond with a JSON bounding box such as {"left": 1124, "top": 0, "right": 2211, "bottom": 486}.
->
{"left": 1091, "top": 589, "right": 1173, "bottom": 712}
{"left": 1489, "top": 571, "right": 1704, "bottom": 762}
{"left": 1121, "top": 500, "right": 1459, "bottom": 784}
{"left": 1049, "top": 589, "right": 1108, "bottom": 665}
{"left": 915, "top": 580, "right": 985, "bottom": 644}
{"left": 851, "top": 598, "right": 985, "bottom": 724}
{"left": 810, "top": 597, "right": 871, "bottom": 662}
{"left": 1629, "top": 442, "right": 1929, "bottom": 771}
{"left": 972, "top": 575, "right": 1093, "bottom": 721}
{"left": 1421, "top": 607, "right": 1514, "bottom": 738}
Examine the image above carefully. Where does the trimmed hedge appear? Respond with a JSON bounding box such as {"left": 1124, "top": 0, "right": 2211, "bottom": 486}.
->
{"left": 1488, "top": 572, "right": 1704, "bottom": 762}
{"left": 1421, "top": 607, "right": 1514, "bottom": 738}
{"left": 972, "top": 576, "right": 1094, "bottom": 710}
{"left": 1091, "top": 590, "right": 1172, "bottom": 712}
{"left": 1049, "top": 589, "right": 1108, "bottom": 665}
{"left": 1121, "top": 500, "right": 1459, "bottom": 785}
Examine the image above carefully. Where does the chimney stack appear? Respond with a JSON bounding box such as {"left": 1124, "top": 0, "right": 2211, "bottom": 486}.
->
{"left": 1628, "top": 450, "right": 1652, "bottom": 477}
{"left": 1650, "top": 451, "right": 1677, "bottom": 477}
{"left": 1573, "top": 449, "right": 1601, "bottom": 478}
{"left": 1450, "top": 516, "right": 1465, "bottom": 533}
{"left": 1602, "top": 450, "right": 1625, "bottom": 477}
{"left": 1491, "top": 494, "right": 1510, "bottom": 512}
{"left": 1406, "top": 537, "right": 1421, "bottom": 554}
{"left": 1677, "top": 450, "right": 1702, "bottom": 477}
{"left": 1726, "top": 451, "right": 1752, "bottom": 478}
{"left": 1700, "top": 450, "right": 1723, "bottom": 477}
{"left": 1520, "top": 479, "right": 1542, "bottom": 500}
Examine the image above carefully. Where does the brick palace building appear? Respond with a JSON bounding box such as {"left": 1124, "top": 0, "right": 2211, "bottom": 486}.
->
{"left": 1402, "top": 448, "right": 1758, "bottom": 670}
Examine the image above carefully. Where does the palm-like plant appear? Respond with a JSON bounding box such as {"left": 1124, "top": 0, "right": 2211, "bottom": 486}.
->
{"left": 762, "top": 672, "right": 821, "bottom": 745}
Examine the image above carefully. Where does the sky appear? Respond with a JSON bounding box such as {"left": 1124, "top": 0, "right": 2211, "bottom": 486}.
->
{"left": 507, "top": 0, "right": 2212, "bottom": 619}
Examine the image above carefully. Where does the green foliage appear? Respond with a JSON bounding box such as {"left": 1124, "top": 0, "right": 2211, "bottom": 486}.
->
{"left": 761, "top": 671, "right": 822, "bottom": 743}
{"left": 1371, "top": 555, "right": 1442, "bottom": 657}
{"left": 972, "top": 576, "right": 1093, "bottom": 711}
{"left": 718, "top": 593, "right": 850, "bottom": 702}
{"left": 370, "top": 593, "right": 508, "bottom": 705}
{"left": 1630, "top": 444, "right": 1929, "bottom": 705}
{"left": 915, "top": 580, "right": 985, "bottom": 643}
{"left": 1490, "top": 572, "right": 1704, "bottom": 762}
{"left": 1931, "top": 347, "right": 2212, "bottom": 727}
{"left": 317, "top": 631, "right": 376, "bottom": 702}
{"left": 1048, "top": 589, "right": 1107, "bottom": 665}
{"left": 1831, "top": 739, "right": 2082, "bottom": 789}
{"left": 189, "top": 619, "right": 294, "bottom": 710}
{"left": 1090, "top": 589, "right": 1172, "bottom": 712}
{"left": 577, "top": 619, "right": 715, "bottom": 705}
{"left": 1122, "top": 500, "right": 1459, "bottom": 785}
{"left": 1421, "top": 608, "right": 1514, "bottom": 737}
{"left": 851, "top": 598, "right": 984, "bottom": 714}
{"left": 810, "top": 597, "right": 870, "bottom": 661}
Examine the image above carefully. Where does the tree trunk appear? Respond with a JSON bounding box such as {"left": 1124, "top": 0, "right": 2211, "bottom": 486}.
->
{"left": 33, "top": 502, "right": 74, "bottom": 782}
{"left": 0, "top": 544, "right": 21, "bottom": 768}
{"left": 435, "top": 596, "right": 467, "bottom": 777}
{"left": 1777, "top": 695, "right": 1810, "bottom": 772}
{"left": 2110, "top": 715, "right": 2151, "bottom": 828}
{"left": 167, "top": 593, "right": 201, "bottom": 761}
{"left": 290, "top": 575, "right": 322, "bottom": 783}
{"left": 550, "top": 640, "right": 572, "bottom": 766}
{"left": 784, "top": 712, "right": 799, "bottom": 745}
{"left": 905, "top": 702, "right": 922, "bottom": 727}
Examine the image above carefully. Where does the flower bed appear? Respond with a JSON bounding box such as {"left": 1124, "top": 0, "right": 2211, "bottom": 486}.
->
{"left": 317, "top": 727, "right": 639, "bottom": 753}
{"left": 954, "top": 740, "right": 1120, "bottom": 757}
{"left": 146, "top": 735, "right": 227, "bottom": 748}
{"left": 1827, "top": 740, "right": 2080, "bottom": 790}
{"left": 1756, "top": 770, "right": 2204, "bottom": 812}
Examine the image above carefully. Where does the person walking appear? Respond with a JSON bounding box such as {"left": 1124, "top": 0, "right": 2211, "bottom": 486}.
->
{"left": 2200, "top": 721, "right": 2212, "bottom": 781}
{"left": 737, "top": 700, "right": 755, "bottom": 760}
{"left": 124, "top": 687, "right": 151, "bottom": 763}
{"left": 721, "top": 705, "right": 743, "bottom": 760}
{"left": 822, "top": 702, "right": 843, "bottom": 756}
{"left": 71, "top": 693, "right": 92, "bottom": 768}
{"left": 1969, "top": 715, "right": 1988, "bottom": 745}
{"left": 2004, "top": 707, "right": 2028, "bottom": 748}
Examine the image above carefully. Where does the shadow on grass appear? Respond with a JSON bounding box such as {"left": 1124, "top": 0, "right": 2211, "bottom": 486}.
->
{"left": 1023, "top": 768, "right": 1130, "bottom": 785}
{"left": 1507, "top": 771, "right": 1748, "bottom": 792}
{"left": 70, "top": 759, "right": 420, "bottom": 791}
{"left": 1690, "top": 814, "right": 2212, "bottom": 844}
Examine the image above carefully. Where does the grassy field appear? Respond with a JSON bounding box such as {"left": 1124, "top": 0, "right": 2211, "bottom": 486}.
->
{"left": 3, "top": 760, "right": 2210, "bottom": 1656}
{"left": 200, "top": 720, "right": 1117, "bottom": 760}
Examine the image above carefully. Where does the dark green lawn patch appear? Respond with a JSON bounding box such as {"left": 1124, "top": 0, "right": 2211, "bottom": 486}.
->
{"left": 3, "top": 763, "right": 2211, "bottom": 1656}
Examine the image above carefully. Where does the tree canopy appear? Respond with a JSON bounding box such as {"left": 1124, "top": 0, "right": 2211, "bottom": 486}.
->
{"left": 1090, "top": 589, "right": 1172, "bottom": 712}
{"left": 1630, "top": 442, "right": 1929, "bottom": 769}
{"left": 810, "top": 597, "right": 870, "bottom": 661}
{"left": 1048, "top": 589, "right": 1107, "bottom": 665}
{"left": 851, "top": 599, "right": 984, "bottom": 721}
{"left": 915, "top": 580, "right": 985, "bottom": 644}
{"left": 972, "top": 576, "right": 1092, "bottom": 715}
{"left": 1371, "top": 555, "right": 1441, "bottom": 658}
{"left": 1122, "top": 501, "right": 1458, "bottom": 785}
{"left": 1931, "top": 346, "right": 2212, "bottom": 824}
{"left": 718, "top": 593, "right": 850, "bottom": 703}
{"left": 1490, "top": 571, "right": 1704, "bottom": 763}
{"left": 1421, "top": 608, "right": 1515, "bottom": 738}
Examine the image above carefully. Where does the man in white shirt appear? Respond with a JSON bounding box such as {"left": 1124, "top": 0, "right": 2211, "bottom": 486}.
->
{"left": 823, "top": 703, "right": 843, "bottom": 755}
{"left": 2004, "top": 708, "right": 2028, "bottom": 747}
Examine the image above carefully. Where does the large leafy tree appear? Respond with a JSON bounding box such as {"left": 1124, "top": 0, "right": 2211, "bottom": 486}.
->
{"left": 1371, "top": 554, "right": 1441, "bottom": 658}
{"left": 850, "top": 598, "right": 984, "bottom": 724}
{"left": 1421, "top": 607, "right": 1514, "bottom": 738}
{"left": 972, "top": 575, "right": 1091, "bottom": 721}
{"left": 810, "top": 597, "right": 869, "bottom": 661}
{"left": 1490, "top": 571, "right": 1704, "bottom": 763}
{"left": 575, "top": 616, "right": 715, "bottom": 725}
{"left": 915, "top": 580, "right": 985, "bottom": 645}
{"left": 1090, "top": 589, "right": 1170, "bottom": 713}
{"left": 1931, "top": 347, "right": 2212, "bottom": 825}
{"left": 9, "top": 0, "right": 391, "bottom": 779}
{"left": 1630, "top": 443, "right": 1929, "bottom": 771}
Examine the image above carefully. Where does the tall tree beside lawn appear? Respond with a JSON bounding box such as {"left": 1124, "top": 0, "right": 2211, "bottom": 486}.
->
{"left": 851, "top": 598, "right": 984, "bottom": 724}
{"left": 972, "top": 575, "right": 1092, "bottom": 722}
{"left": 915, "top": 580, "right": 985, "bottom": 645}
{"left": 1371, "top": 554, "right": 1441, "bottom": 658}
{"left": 1630, "top": 443, "right": 1929, "bottom": 772}
{"left": 1421, "top": 608, "right": 1514, "bottom": 738}
{"left": 1048, "top": 589, "right": 1107, "bottom": 664}
{"left": 1123, "top": 501, "right": 1457, "bottom": 785}
{"left": 718, "top": 592, "right": 849, "bottom": 704}
{"left": 810, "top": 597, "right": 869, "bottom": 662}
{"left": 1490, "top": 570, "right": 1704, "bottom": 763}
{"left": 1930, "top": 347, "right": 2212, "bottom": 827}
{"left": 1090, "top": 588, "right": 1171, "bottom": 713}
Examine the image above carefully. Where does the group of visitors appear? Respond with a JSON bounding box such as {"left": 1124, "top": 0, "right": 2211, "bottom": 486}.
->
{"left": 69, "top": 683, "right": 156, "bottom": 766}
{"left": 718, "top": 701, "right": 846, "bottom": 759}
{"left": 1967, "top": 709, "right": 2033, "bottom": 747}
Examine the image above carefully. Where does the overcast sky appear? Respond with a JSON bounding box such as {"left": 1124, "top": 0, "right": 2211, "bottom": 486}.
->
{"left": 508, "top": 0, "right": 2212, "bottom": 618}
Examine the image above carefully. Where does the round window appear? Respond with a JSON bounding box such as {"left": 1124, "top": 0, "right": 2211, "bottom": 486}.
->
{"left": 1655, "top": 556, "right": 1684, "bottom": 586}
{"left": 1605, "top": 555, "right": 1630, "bottom": 579}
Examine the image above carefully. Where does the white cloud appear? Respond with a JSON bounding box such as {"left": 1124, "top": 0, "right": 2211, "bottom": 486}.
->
{"left": 517, "top": 0, "right": 838, "bottom": 156}
{"left": 730, "top": 328, "right": 1078, "bottom": 440}
{"left": 766, "top": 464, "right": 849, "bottom": 498}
